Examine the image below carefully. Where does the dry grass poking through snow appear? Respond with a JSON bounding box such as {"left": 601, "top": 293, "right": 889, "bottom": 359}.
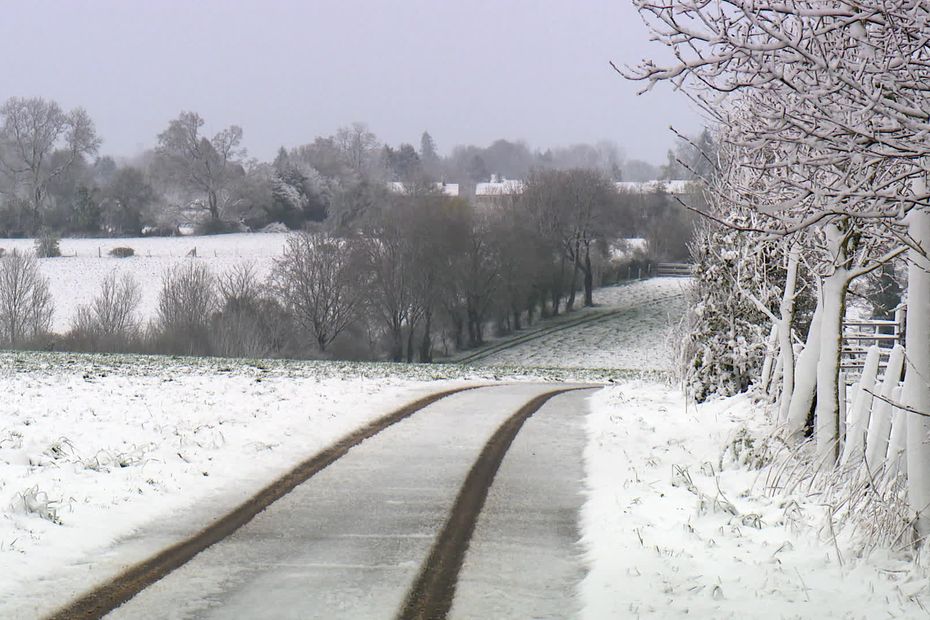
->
{"left": 581, "top": 383, "right": 930, "bottom": 618}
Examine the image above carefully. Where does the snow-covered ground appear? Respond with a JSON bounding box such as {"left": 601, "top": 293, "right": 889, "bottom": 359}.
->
{"left": 3, "top": 266, "right": 924, "bottom": 618}
{"left": 475, "top": 277, "right": 687, "bottom": 371}
{"left": 581, "top": 384, "right": 929, "bottom": 618}
{"left": 0, "top": 353, "right": 478, "bottom": 617}
{"left": 0, "top": 233, "right": 289, "bottom": 332}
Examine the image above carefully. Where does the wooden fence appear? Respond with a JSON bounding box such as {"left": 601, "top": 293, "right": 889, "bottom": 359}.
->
{"left": 840, "top": 307, "right": 905, "bottom": 380}
{"left": 656, "top": 262, "right": 694, "bottom": 278}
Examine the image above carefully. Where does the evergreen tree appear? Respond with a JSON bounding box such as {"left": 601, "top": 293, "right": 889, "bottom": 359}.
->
{"left": 419, "top": 131, "right": 440, "bottom": 179}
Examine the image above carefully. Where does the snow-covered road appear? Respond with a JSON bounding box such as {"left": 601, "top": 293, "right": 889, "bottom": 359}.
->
{"left": 451, "top": 388, "right": 591, "bottom": 619}
{"left": 469, "top": 277, "right": 688, "bottom": 371}
{"left": 95, "top": 384, "right": 589, "bottom": 619}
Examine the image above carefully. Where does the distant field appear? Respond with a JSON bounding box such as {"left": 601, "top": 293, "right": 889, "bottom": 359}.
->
{"left": 472, "top": 277, "right": 688, "bottom": 372}
{"left": 0, "top": 233, "right": 289, "bottom": 332}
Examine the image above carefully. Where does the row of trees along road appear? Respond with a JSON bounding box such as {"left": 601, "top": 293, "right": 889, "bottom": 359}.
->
{"left": 268, "top": 170, "right": 640, "bottom": 362}
{"left": 0, "top": 165, "right": 691, "bottom": 362}
{"left": 627, "top": 1, "right": 930, "bottom": 540}
{"left": 0, "top": 97, "right": 696, "bottom": 239}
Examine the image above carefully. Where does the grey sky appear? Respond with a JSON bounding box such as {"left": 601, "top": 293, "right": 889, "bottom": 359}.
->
{"left": 0, "top": 0, "right": 699, "bottom": 165}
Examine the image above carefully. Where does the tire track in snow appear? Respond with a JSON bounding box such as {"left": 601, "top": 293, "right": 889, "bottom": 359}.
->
{"left": 46, "top": 385, "right": 481, "bottom": 620}
{"left": 396, "top": 386, "right": 593, "bottom": 620}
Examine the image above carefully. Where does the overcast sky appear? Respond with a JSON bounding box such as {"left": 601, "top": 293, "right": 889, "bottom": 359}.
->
{"left": 0, "top": 0, "right": 700, "bottom": 165}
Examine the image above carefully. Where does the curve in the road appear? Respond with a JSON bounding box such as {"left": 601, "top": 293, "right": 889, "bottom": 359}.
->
{"left": 397, "top": 386, "right": 592, "bottom": 620}
{"left": 455, "top": 293, "right": 683, "bottom": 365}
{"left": 45, "top": 385, "right": 480, "bottom": 620}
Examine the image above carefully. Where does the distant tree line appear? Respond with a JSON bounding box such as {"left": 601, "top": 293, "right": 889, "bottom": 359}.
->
{"left": 0, "top": 96, "right": 700, "bottom": 239}
{"left": 0, "top": 170, "right": 696, "bottom": 362}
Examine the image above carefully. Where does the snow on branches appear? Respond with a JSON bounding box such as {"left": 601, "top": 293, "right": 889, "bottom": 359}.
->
{"left": 626, "top": 0, "right": 930, "bottom": 535}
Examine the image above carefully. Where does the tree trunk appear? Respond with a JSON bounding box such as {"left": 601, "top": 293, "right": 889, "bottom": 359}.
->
{"left": 390, "top": 322, "right": 403, "bottom": 361}
{"left": 904, "top": 206, "right": 930, "bottom": 537}
{"left": 776, "top": 244, "right": 800, "bottom": 421}
{"left": 583, "top": 244, "right": 594, "bottom": 307}
{"left": 208, "top": 190, "right": 220, "bottom": 220}
{"left": 467, "top": 307, "right": 482, "bottom": 347}
{"left": 553, "top": 256, "right": 567, "bottom": 315}
{"left": 815, "top": 267, "right": 850, "bottom": 466}
{"left": 566, "top": 265, "right": 578, "bottom": 311}
{"left": 452, "top": 312, "right": 464, "bottom": 350}
{"left": 787, "top": 301, "right": 822, "bottom": 440}
{"left": 760, "top": 324, "right": 778, "bottom": 396}
{"left": 419, "top": 311, "right": 432, "bottom": 362}
{"left": 841, "top": 346, "right": 880, "bottom": 467}
{"left": 886, "top": 385, "right": 907, "bottom": 479}
{"left": 406, "top": 324, "right": 416, "bottom": 363}
{"left": 32, "top": 185, "right": 43, "bottom": 230}
{"left": 865, "top": 344, "right": 904, "bottom": 474}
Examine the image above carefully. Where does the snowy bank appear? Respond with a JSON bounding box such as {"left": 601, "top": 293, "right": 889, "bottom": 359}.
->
{"left": 580, "top": 383, "right": 928, "bottom": 618}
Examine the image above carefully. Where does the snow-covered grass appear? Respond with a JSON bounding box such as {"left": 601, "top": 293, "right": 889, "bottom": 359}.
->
{"left": 0, "top": 347, "right": 663, "bottom": 618}
{"left": 581, "top": 384, "right": 929, "bottom": 618}
{"left": 0, "top": 233, "right": 289, "bottom": 332}
{"left": 475, "top": 277, "right": 687, "bottom": 370}
{"left": 0, "top": 351, "right": 471, "bottom": 617}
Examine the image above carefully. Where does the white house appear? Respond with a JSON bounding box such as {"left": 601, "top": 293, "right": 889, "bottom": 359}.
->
{"left": 615, "top": 180, "right": 694, "bottom": 195}
{"left": 386, "top": 182, "right": 459, "bottom": 197}
{"left": 474, "top": 178, "right": 525, "bottom": 197}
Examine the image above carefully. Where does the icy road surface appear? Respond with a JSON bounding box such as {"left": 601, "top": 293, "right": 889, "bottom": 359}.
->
{"left": 105, "top": 384, "right": 590, "bottom": 619}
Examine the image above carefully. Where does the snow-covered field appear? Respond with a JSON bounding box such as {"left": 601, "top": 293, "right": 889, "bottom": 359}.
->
{"left": 475, "top": 277, "right": 687, "bottom": 371}
{"left": 581, "top": 385, "right": 929, "bottom": 618}
{"left": 0, "top": 353, "right": 481, "bottom": 618}
{"left": 0, "top": 233, "right": 289, "bottom": 332}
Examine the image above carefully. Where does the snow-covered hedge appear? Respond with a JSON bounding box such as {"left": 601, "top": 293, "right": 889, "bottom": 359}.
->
{"left": 681, "top": 224, "right": 784, "bottom": 402}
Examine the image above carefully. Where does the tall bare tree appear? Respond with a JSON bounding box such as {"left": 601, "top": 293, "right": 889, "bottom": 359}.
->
{"left": 271, "top": 231, "right": 363, "bottom": 353}
{"left": 335, "top": 122, "right": 379, "bottom": 177}
{"left": 156, "top": 111, "right": 244, "bottom": 221}
{"left": 0, "top": 251, "right": 53, "bottom": 346}
{"left": 0, "top": 97, "right": 100, "bottom": 230}
{"left": 521, "top": 168, "right": 619, "bottom": 308}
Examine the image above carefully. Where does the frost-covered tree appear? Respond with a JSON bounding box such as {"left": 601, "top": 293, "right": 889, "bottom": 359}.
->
{"left": 335, "top": 122, "right": 379, "bottom": 177}
{"left": 0, "top": 97, "right": 100, "bottom": 231}
{"left": 155, "top": 111, "right": 245, "bottom": 222}
{"left": 627, "top": 0, "right": 930, "bottom": 532}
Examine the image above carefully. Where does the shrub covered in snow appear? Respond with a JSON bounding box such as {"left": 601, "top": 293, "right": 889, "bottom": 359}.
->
{"left": 108, "top": 246, "right": 135, "bottom": 258}
{"left": 681, "top": 223, "right": 786, "bottom": 402}
{"left": 34, "top": 230, "right": 61, "bottom": 258}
